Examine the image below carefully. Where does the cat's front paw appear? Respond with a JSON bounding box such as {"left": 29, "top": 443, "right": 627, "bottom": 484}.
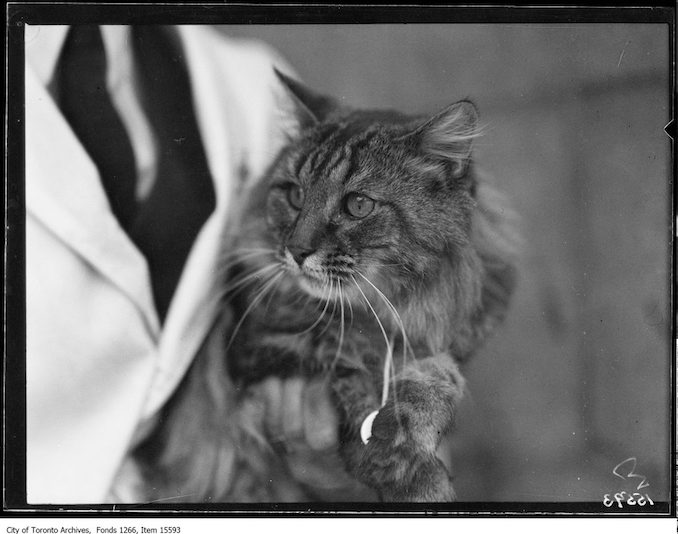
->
{"left": 352, "top": 388, "right": 457, "bottom": 502}
{"left": 369, "top": 379, "right": 456, "bottom": 451}
{"left": 382, "top": 455, "right": 456, "bottom": 502}
{"left": 355, "top": 433, "right": 456, "bottom": 502}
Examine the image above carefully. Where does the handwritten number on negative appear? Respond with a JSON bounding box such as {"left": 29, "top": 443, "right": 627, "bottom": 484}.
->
{"left": 612, "top": 457, "right": 650, "bottom": 490}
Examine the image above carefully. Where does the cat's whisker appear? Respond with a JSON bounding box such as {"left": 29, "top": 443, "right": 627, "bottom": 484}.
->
{"left": 225, "top": 270, "right": 284, "bottom": 353}
{"left": 304, "top": 287, "right": 327, "bottom": 316}
{"left": 217, "top": 248, "right": 277, "bottom": 274}
{"left": 225, "top": 262, "right": 278, "bottom": 290}
{"left": 355, "top": 271, "right": 414, "bottom": 367}
{"left": 302, "top": 290, "right": 316, "bottom": 309}
{"left": 350, "top": 274, "right": 393, "bottom": 408}
{"left": 317, "top": 278, "right": 340, "bottom": 339}
{"left": 263, "top": 277, "right": 280, "bottom": 314}
{"left": 297, "top": 278, "right": 333, "bottom": 335}
{"left": 287, "top": 287, "right": 310, "bottom": 309}
{"left": 230, "top": 247, "right": 277, "bottom": 254}
{"left": 219, "top": 246, "right": 275, "bottom": 260}
{"left": 345, "top": 285, "right": 355, "bottom": 328}
{"left": 332, "top": 280, "right": 346, "bottom": 369}
{"left": 216, "top": 263, "right": 280, "bottom": 303}
{"left": 219, "top": 248, "right": 276, "bottom": 263}
{"left": 287, "top": 287, "right": 318, "bottom": 320}
{"left": 215, "top": 255, "right": 278, "bottom": 291}
{"left": 377, "top": 262, "right": 408, "bottom": 267}
{"left": 380, "top": 262, "right": 414, "bottom": 274}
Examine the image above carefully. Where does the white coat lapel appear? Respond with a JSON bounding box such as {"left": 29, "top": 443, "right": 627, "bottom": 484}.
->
{"left": 137, "top": 26, "right": 289, "bottom": 419}
{"left": 140, "top": 26, "right": 241, "bottom": 418}
{"left": 25, "top": 64, "right": 160, "bottom": 340}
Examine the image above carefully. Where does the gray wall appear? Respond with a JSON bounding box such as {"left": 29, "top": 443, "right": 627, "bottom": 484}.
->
{"left": 218, "top": 23, "right": 671, "bottom": 502}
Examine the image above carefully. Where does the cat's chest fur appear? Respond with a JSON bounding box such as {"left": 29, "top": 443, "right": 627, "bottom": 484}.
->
{"left": 227, "top": 269, "right": 417, "bottom": 387}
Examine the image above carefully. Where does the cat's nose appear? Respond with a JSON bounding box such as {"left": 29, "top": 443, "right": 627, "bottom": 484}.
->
{"left": 287, "top": 245, "right": 314, "bottom": 266}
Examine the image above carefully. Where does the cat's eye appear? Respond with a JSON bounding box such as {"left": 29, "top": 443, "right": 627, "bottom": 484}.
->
{"left": 287, "top": 184, "right": 304, "bottom": 209}
{"left": 344, "top": 193, "right": 375, "bottom": 218}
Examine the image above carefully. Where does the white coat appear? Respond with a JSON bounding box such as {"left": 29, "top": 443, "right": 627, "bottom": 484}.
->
{"left": 25, "top": 24, "right": 290, "bottom": 503}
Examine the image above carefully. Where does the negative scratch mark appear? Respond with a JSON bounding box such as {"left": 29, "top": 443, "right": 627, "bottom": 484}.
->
{"left": 617, "top": 40, "right": 631, "bottom": 69}
{"left": 141, "top": 493, "right": 200, "bottom": 505}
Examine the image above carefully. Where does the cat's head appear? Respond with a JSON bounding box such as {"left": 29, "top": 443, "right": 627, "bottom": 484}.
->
{"left": 263, "top": 69, "right": 483, "bottom": 309}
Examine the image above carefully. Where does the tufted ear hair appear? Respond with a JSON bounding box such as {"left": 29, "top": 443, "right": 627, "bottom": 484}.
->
{"left": 411, "top": 100, "right": 480, "bottom": 179}
{"left": 274, "top": 68, "right": 338, "bottom": 130}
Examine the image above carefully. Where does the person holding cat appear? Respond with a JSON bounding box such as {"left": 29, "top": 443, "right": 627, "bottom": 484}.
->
{"left": 25, "top": 24, "right": 372, "bottom": 503}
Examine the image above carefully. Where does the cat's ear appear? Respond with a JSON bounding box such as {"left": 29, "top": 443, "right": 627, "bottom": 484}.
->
{"left": 274, "top": 68, "right": 337, "bottom": 129}
{"left": 410, "top": 100, "right": 479, "bottom": 179}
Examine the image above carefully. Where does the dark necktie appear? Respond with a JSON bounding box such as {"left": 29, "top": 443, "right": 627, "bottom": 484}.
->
{"left": 53, "top": 25, "right": 216, "bottom": 323}
{"left": 52, "top": 25, "right": 138, "bottom": 228}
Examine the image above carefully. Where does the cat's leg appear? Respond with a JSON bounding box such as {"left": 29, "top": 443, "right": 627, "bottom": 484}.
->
{"left": 333, "top": 353, "right": 465, "bottom": 502}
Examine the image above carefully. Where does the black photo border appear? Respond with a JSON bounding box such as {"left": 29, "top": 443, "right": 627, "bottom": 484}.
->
{"left": 4, "top": 1, "right": 676, "bottom": 518}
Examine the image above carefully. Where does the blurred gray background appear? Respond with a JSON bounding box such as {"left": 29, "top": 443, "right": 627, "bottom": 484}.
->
{"left": 217, "top": 23, "right": 671, "bottom": 502}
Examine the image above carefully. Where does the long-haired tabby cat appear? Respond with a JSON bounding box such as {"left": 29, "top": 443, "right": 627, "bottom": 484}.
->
{"left": 136, "top": 70, "right": 518, "bottom": 503}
